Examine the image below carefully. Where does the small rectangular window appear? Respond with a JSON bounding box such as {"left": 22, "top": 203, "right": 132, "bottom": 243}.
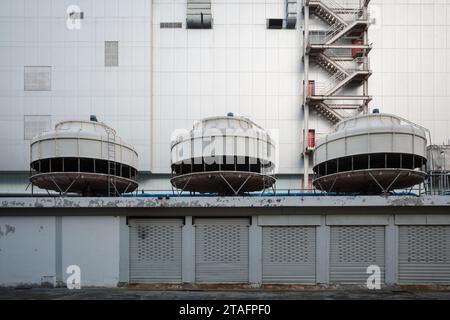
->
{"left": 105, "top": 41, "right": 119, "bottom": 67}
{"left": 160, "top": 22, "right": 183, "bottom": 28}
{"left": 24, "top": 66, "right": 51, "bottom": 91}
{"left": 267, "top": 19, "right": 283, "bottom": 29}
{"left": 24, "top": 115, "right": 51, "bottom": 140}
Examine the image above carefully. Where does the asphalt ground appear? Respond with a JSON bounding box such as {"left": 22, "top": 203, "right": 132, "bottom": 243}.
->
{"left": 1, "top": 287, "right": 450, "bottom": 300}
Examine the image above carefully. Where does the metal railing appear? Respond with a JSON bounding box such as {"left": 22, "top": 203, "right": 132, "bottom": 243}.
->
{"left": 311, "top": 57, "right": 370, "bottom": 96}
{"left": 122, "top": 185, "right": 433, "bottom": 197}
{"left": 313, "top": 70, "right": 347, "bottom": 95}
{"left": 425, "top": 172, "right": 450, "bottom": 196}
{"left": 125, "top": 188, "right": 331, "bottom": 197}
{"left": 308, "top": 0, "right": 369, "bottom": 45}
{"left": 339, "top": 57, "right": 370, "bottom": 71}
{"left": 309, "top": 26, "right": 343, "bottom": 45}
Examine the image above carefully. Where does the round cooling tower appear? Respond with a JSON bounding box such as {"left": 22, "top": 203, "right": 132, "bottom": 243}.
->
{"left": 170, "top": 115, "right": 276, "bottom": 195}
{"left": 30, "top": 120, "right": 139, "bottom": 196}
{"left": 313, "top": 114, "right": 427, "bottom": 194}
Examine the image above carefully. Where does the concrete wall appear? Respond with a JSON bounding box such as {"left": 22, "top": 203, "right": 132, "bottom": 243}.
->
{"left": 2, "top": 210, "right": 450, "bottom": 287}
{"left": 0, "top": 217, "right": 55, "bottom": 286}
{"left": 61, "top": 217, "right": 120, "bottom": 287}
{"left": 0, "top": 216, "right": 120, "bottom": 287}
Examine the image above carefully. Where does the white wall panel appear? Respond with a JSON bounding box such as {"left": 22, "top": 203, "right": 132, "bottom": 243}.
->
{"left": 1, "top": 0, "right": 450, "bottom": 180}
{"left": 370, "top": 0, "right": 450, "bottom": 145}
{"left": 61, "top": 216, "right": 120, "bottom": 287}
{"left": 0, "top": 0, "right": 152, "bottom": 171}
{"left": 0, "top": 217, "right": 55, "bottom": 286}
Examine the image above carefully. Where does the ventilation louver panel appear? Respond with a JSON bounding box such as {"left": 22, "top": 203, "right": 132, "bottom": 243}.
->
{"left": 262, "top": 226, "right": 316, "bottom": 283}
{"left": 330, "top": 226, "right": 385, "bottom": 283}
{"left": 105, "top": 41, "right": 119, "bottom": 67}
{"left": 24, "top": 66, "right": 51, "bottom": 91}
{"left": 399, "top": 226, "right": 450, "bottom": 284}
{"left": 129, "top": 219, "right": 183, "bottom": 283}
{"left": 24, "top": 115, "right": 51, "bottom": 140}
{"left": 160, "top": 22, "right": 183, "bottom": 28}
{"left": 195, "top": 218, "right": 249, "bottom": 283}
{"left": 186, "top": 0, "right": 212, "bottom": 29}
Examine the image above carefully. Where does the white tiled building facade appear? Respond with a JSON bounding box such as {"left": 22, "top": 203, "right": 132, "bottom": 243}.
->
{"left": 0, "top": 0, "right": 449, "bottom": 191}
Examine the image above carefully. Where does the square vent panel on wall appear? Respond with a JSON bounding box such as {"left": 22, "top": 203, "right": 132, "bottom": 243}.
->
{"left": 24, "top": 66, "right": 52, "bottom": 91}
{"left": 24, "top": 115, "right": 51, "bottom": 140}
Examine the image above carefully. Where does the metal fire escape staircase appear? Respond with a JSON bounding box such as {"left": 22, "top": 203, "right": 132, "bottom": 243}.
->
{"left": 304, "top": 0, "right": 372, "bottom": 125}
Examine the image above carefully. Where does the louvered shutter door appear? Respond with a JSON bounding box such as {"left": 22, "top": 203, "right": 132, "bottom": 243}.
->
{"left": 195, "top": 218, "right": 249, "bottom": 283}
{"left": 262, "top": 226, "right": 316, "bottom": 284}
{"left": 399, "top": 226, "right": 450, "bottom": 284}
{"left": 129, "top": 219, "right": 183, "bottom": 283}
{"left": 330, "top": 226, "right": 385, "bottom": 283}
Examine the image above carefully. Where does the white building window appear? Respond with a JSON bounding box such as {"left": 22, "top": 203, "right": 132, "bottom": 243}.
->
{"left": 24, "top": 66, "right": 52, "bottom": 91}
{"left": 105, "top": 41, "right": 119, "bottom": 67}
{"left": 186, "top": 0, "right": 212, "bottom": 29}
{"left": 24, "top": 115, "right": 51, "bottom": 140}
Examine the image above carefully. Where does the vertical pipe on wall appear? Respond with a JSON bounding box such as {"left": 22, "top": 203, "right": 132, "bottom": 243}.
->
{"left": 363, "top": 1, "right": 369, "bottom": 114}
{"left": 150, "top": 0, "right": 154, "bottom": 172}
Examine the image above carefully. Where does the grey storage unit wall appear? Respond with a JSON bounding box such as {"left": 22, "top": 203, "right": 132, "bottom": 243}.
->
{"left": 399, "top": 226, "right": 450, "bottom": 284}
{"left": 330, "top": 226, "right": 385, "bottom": 283}
{"left": 262, "top": 226, "right": 316, "bottom": 283}
{"left": 129, "top": 219, "right": 183, "bottom": 283}
{"left": 194, "top": 218, "right": 249, "bottom": 283}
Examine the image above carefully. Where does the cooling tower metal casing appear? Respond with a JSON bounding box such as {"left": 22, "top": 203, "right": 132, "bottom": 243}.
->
{"left": 170, "top": 115, "right": 276, "bottom": 195}
{"left": 313, "top": 114, "right": 427, "bottom": 194}
{"left": 30, "top": 120, "right": 139, "bottom": 196}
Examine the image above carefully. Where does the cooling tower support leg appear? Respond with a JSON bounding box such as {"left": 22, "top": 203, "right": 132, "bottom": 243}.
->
{"left": 176, "top": 176, "right": 192, "bottom": 196}
{"left": 48, "top": 175, "right": 64, "bottom": 194}
{"left": 327, "top": 176, "right": 338, "bottom": 193}
{"left": 63, "top": 175, "right": 80, "bottom": 194}
{"left": 368, "top": 171, "right": 403, "bottom": 195}
{"left": 122, "top": 182, "right": 132, "bottom": 195}
{"left": 47, "top": 174, "right": 83, "bottom": 196}
{"left": 219, "top": 174, "right": 252, "bottom": 196}
{"left": 315, "top": 180, "right": 325, "bottom": 193}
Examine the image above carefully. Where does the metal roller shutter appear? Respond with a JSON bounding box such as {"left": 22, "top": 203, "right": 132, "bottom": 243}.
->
{"left": 262, "top": 226, "right": 316, "bottom": 284}
{"left": 330, "top": 226, "right": 385, "bottom": 283}
{"left": 195, "top": 218, "right": 249, "bottom": 283}
{"left": 399, "top": 226, "right": 450, "bottom": 284}
{"left": 129, "top": 218, "right": 183, "bottom": 283}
